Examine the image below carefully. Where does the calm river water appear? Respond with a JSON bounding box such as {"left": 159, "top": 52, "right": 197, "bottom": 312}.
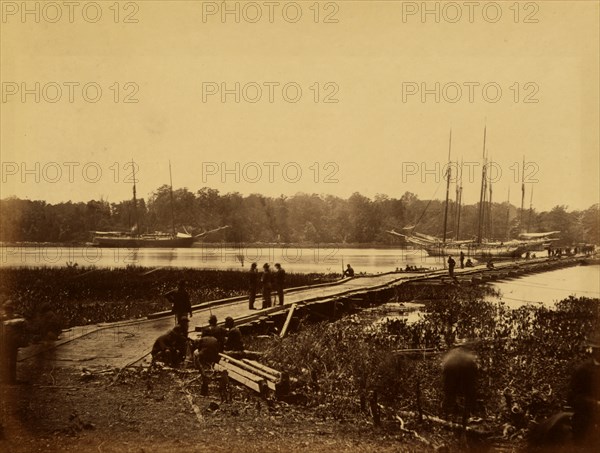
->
{"left": 0, "top": 245, "right": 444, "bottom": 274}
{"left": 490, "top": 264, "right": 600, "bottom": 308}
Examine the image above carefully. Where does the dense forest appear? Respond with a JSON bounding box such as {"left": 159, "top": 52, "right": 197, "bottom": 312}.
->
{"left": 1, "top": 186, "right": 598, "bottom": 246}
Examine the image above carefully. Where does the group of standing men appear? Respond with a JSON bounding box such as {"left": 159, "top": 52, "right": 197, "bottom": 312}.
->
{"left": 448, "top": 251, "right": 472, "bottom": 278}
{"left": 248, "top": 262, "right": 286, "bottom": 310}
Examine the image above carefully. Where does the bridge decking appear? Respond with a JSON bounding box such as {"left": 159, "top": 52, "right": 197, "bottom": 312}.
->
{"left": 17, "top": 255, "right": 596, "bottom": 369}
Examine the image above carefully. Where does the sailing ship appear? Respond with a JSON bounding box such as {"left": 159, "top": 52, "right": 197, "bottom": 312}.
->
{"left": 387, "top": 129, "right": 558, "bottom": 259}
{"left": 92, "top": 162, "right": 229, "bottom": 248}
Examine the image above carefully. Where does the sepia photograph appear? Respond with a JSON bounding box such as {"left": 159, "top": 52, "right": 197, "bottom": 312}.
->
{"left": 1, "top": 1, "right": 599, "bottom": 452}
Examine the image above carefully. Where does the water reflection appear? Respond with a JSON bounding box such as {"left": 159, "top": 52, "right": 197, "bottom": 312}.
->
{"left": 1, "top": 245, "right": 447, "bottom": 274}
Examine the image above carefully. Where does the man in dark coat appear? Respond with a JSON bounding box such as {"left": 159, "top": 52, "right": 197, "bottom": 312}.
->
{"left": 224, "top": 316, "right": 244, "bottom": 352}
{"left": 459, "top": 251, "right": 465, "bottom": 269}
{"left": 274, "top": 263, "right": 286, "bottom": 306}
{"left": 344, "top": 264, "right": 355, "bottom": 277}
{"left": 447, "top": 255, "right": 456, "bottom": 278}
{"left": 248, "top": 262, "right": 258, "bottom": 309}
{"left": 568, "top": 331, "right": 600, "bottom": 447}
{"left": 261, "top": 263, "right": 272, "bottom": 309}
{"left": 202, "top": 314, "right": 227, "bottom": 352}
{"left": 193, "top": 333, "right": 220, "bottom": 367}
{"left": 164, "top": 280, "right": 192, "bottom": 325}
{"left": 151, "top": 323, "right": 189, "bottom": 368}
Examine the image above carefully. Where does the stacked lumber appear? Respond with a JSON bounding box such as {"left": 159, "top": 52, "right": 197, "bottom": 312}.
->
{"left": 214, "top": 353, "right": 289, "bottom": 398}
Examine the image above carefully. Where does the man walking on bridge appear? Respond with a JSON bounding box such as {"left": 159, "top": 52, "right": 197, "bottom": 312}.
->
{"left": 447, "top": 255, "right": 456, "bottom": 279}
{"left": 164, "top": 280, "right": 192, "bottom": 325}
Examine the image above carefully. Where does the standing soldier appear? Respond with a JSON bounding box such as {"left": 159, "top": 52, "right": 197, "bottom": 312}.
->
{"left": 164, "top": 279, "right": 192, "bottom": 325}
{"left": 459, "top": 250, "right": 465, "bottom": 269}
{"left": 447, "top": 255, "right": 456, "bottom": 278}
{"left": 248, "top": 262, "right": 258, "bottom": 310}
{"left": 274, "top": 263, "right": 286, "bottom": 306}
{"left": 261, "top": 263, "right": 272, "bottom": 309}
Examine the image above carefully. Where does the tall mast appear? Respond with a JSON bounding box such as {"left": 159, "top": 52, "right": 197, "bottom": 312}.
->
{"left": 131, "top": 159, "right": 138, "bottom": 235}
{"left": 505, "top": 187, "right": 511, "bottom": 241}
{"left": 527, "top": 184, "right": 534, "bottom": 233}
{"left": 442, "top": 129, "right": 452, "bottom": 244}
{"left": 169, "top": 161, "right": 176, "bottom": 236}
{"left": 488, "top": 165, "right": 493, "bottom": 240}
{"left": 520, "top": 156, "right": 525, "bottom": 233}
{"left": 455, "top": 159, "right": 463, "bottom": 241}
{"left": 477, "top": 126, "right": 487, "bottom": 244}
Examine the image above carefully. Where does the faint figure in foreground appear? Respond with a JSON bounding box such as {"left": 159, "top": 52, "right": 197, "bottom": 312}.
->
{"left": 568, "top": 329, "right": 600, "bottom": 448}
{"left": 441, "top": 338, "right": 478, "bottom": 427}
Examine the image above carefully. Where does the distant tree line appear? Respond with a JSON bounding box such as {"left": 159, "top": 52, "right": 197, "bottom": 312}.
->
{"left": 1, "top": 187, "right": 598, "bottom": 246}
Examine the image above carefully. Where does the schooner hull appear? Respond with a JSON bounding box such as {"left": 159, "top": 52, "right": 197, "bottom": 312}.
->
{"left": 93, "top": 235, "right": 195, "bottom": 248}
{"left": 422, "top": 243, "right": 528, "bottom": 259}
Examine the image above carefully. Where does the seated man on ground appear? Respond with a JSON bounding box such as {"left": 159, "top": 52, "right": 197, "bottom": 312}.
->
{"left": 202, "top": 314, "right": 227, "bottom": 352}
{"left": 151, "top": 319, "right": 189, "bottom": 368}
{"left": 224, "top": 316, "right": 244, "bottom": 352}
{"left": 193, "top": 330, "right": 221, "bottom": 369}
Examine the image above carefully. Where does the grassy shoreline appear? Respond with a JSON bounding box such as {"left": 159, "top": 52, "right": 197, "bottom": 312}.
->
{"left": 0, "top": 266, "right": 338, "bottom": 331}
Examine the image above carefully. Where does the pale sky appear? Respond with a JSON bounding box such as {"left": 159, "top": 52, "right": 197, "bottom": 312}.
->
{"left": 1, "top": 0, "right": 599, "bottom": 211}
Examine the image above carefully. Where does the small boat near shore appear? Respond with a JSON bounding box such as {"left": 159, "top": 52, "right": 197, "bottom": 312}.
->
{"left": 91, "top": 161, "right": 229, "bottom": 248}
{"left": 92, "top": 226, "right": 229, "bottom": 248}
